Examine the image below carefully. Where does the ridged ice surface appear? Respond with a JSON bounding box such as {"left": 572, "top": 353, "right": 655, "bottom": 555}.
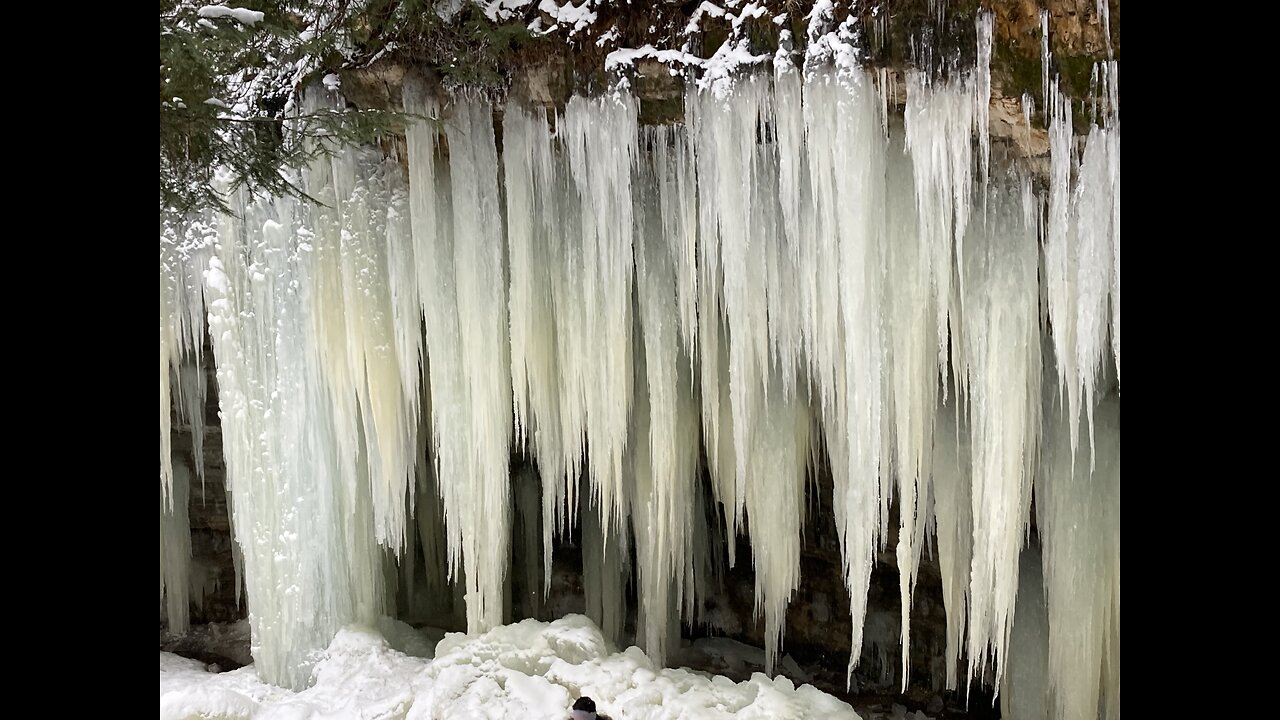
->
{"left": 160, "top": 453, "right": 193, "bottom": 635}
{"left": 1039, "top": 382, "right": 1121, "bottom": 720}
{"left": 1001, "top": 545, "right": 1050, "bottom": 719}
{"left": 162, "top": 49, "right": 1119, "bottom": 712}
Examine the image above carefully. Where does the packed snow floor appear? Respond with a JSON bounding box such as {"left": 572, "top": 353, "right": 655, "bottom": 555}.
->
{"left": 159, "top": 614, "right": 868, "bottom": 719}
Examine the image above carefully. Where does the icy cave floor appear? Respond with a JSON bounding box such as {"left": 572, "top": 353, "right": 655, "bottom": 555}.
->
{"left": 159, "top": 614, "right": 970, "bottom": 720}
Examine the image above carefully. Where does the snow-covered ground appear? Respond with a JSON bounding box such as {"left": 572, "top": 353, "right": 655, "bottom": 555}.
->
{"left": 159, "top": 614, "right": 866, "bottom": 719}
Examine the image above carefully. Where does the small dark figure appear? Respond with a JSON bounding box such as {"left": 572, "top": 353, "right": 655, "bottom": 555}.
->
{"left": 570, "top": 696, "right": 613, "bottom": 720}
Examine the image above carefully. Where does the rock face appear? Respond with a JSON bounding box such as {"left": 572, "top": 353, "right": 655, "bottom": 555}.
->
{"left": 338, "top": 0, "right": 1118, "bottom": 167}
{"left": 166, "top": 360, "right": 241, "bottom": 627}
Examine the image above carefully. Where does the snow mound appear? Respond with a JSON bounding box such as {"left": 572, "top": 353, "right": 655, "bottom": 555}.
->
{"left": 159, "top": 614, "right": 861, "bottom": 719}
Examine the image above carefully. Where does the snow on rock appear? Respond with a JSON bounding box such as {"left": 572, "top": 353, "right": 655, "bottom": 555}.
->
{"left": 485, "top": 0, "right": 535, "bottom": 22}
{"left": 159, "top": 615, "right": 863, "bottom": 720}
{"left": 606, "top": 45, "right": 702, "bottom": 72}
{"left": 538, "top": 0, "right": 597, "bottom": 36}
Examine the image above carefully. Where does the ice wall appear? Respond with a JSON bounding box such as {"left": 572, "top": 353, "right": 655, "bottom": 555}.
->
{"left": 161, "top": 42, "right": 1119, "bottom": 711}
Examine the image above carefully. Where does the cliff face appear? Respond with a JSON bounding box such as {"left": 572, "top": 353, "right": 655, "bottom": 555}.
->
{"left": 338, "top": 0, "right": 1118, "bottom": 166}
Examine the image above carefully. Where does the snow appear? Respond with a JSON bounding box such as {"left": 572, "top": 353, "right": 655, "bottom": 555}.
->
{"left": 321, "top": 73, "right": 341, "bottom": 92}
{"left": 160, "top": 615, "right": 863, "bottom": 720}
{"left": 605, "top": 45, "right": 701, "bottom": 72}
{"left": 197, "top": 4, "right": 265, "bottom": 26}
{"left": 485, "top": 0, "right": 535, "bottom": 22}
{"left": 538, "top": 0, "right": 597, "bottom": 35}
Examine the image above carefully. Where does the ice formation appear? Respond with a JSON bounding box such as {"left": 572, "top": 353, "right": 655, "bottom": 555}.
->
{"left": 161, "top": 19, "right": 1120, "bottom": 713}
{"left": 1038, "top": 382, "right": 1122, "bottom": 720}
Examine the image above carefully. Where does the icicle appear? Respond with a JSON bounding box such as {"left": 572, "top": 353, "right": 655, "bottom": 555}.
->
{"left": 905, "top": 70, "right": 974, "bottom": 390}
{"left": 339, "top": 151, "right": 417, "bottom": 554}
{"left": 690, "top": 76, "right": 774, "bottom": 532}
{"left": 774, "top": 33, "right": 805, "bottom": 273}
{"left": 548, "top": 145, "right": 589, "bottom": 542}
{"left": 159, "top": 227, "right": 180, "bottom": 506}
{"left": 405, "top": 84, "right": 514, "bottom": 634}
{"left": 885, "top": 131, "right": 936, "bottom": 689}
{"left": 1105, "top": 63, "right": 1121, "bottom": 389}
{"left": 959, "top": 174, "right": 1041, "bottom": 692}
{"left": 1043, "top": 80, "right": 1082, "bottom": 460}
{"left": 1022, "top": 93, "right": 1035, "bottom": 146}
{"left": 447, "top": 94, "right": 515, "bottom": 632}
{"left": 404, "top": 82, "right": 464, "bottom": 591}
{"left": 801, "top": 65, "right": 891, "bottom": 688}
{"left": 1044, "top": 71, "right": 1120, "bottom": 466}
{"left": 204, "top": 168, "right": 386, "bottom": 688}
{"left": 562, "top": 93, "right": 638, "bottom": 538}
{"left": 1073, "top": 124, "right": 1116, "bottom": 461}
{"left": 975, "top": 10, "right": 994, "bottom": 192}
{"left": 1000, "top": 545, "right": 1050, "bottom": 719}
{"left": 686, "top": 89, "right": 734, "bottom": 553}
{"left": 773, "top": 55, "right": 812, "bottom": 396}
{"left": 652, "top": 123, "right": 700, "bottom": 361}
{"left": 387, "top": 168, "right": 423, "bottom": 453}
{"left": 1041, "top": 11, "right": 1052, "bottom": 114}
{"left": 633, "top": 132, "right": 703, "bottom": 665}
{"left": 504, "top": 103, "right": 568, "bottom": 591}
{"left": 743, "top": 374, "right": 812, "bottom": 675}
{"left": 160, "top": 451, "right": 192, "bottom": 635}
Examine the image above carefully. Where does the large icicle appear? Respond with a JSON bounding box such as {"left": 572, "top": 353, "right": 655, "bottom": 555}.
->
{"left": 803, "top": 65, "right": 891, "bottom": 686}
{"left": 652, "top": 122, "right": 700, "bottom": 360}
{"left": 690, "top": 75, "right": 774, "bottom": 530}
{"left": 1072, "top": 123, "right": 1116, "bottom": 459}
{"left": 340, "top": 151, "right": 418, "bottom": 553}
{"left": 406, "top": 85, "right": 514, "bottom": 634}
{"left": 885, "top": 127, "right": 936, "bottom": 688}
{"left": 205, "top": 171, "right": 386, "bottom": 688}
{"left": 743, "top": 375, "right": 812, "bottom": 676}
{"left": 446, "top": 95, "right": 515, "bottom": 632}
{"left": 904, "top": 70, "right": 973, "bottom": 387}
{"left": 975, "top": 11, "right": 994, "bottom": 193}
{"left": 686, "top": 87, "right": 735, "bottom": 555}
{"left": 633, "top": 130, "right": 703, "bottom": 665}
{"left": 1044, "top": 71, "right": 1121, "bottom": 464}
{"left": 563, "top": 93, "right": 638, "bottom": 538}
{"left": 504, "top": 103, "right": 569, "bottom": 590}
{"left": 959, "top": 175, "right": 1041, "bottom": 691}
